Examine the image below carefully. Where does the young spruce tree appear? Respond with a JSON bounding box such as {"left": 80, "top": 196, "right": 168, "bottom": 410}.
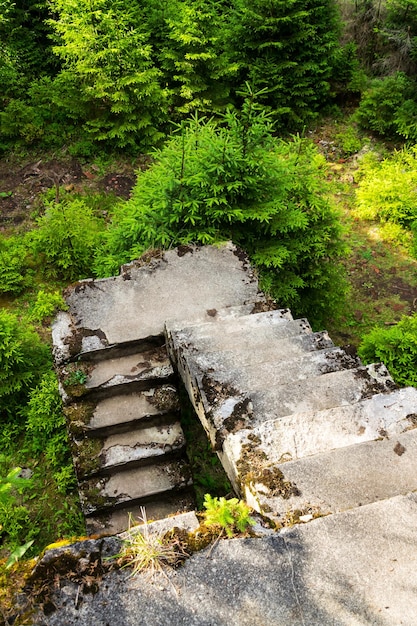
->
{"left": 229, "top": 0, "right": 341, "bottom": 128}
{"left": 95, "top": 89, "right": 347, "bottom": 326}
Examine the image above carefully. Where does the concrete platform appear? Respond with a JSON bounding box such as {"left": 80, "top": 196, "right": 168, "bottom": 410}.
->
{"left": 30, "top": 493, "right": 417, "bottom": 626}
{"left": 52, "top": 243, "right": 265, "bottom": 364}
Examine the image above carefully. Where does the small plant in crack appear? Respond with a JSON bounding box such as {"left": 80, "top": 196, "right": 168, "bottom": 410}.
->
{"left": 201, "top": 494, "right": 255, "bottom": 539}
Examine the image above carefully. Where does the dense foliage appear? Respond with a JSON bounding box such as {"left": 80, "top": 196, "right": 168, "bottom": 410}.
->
{"left": 0, "top": 0, "right": 342, "bottom": 152}
{"left": 359, "top": 313, "right": 417, "bottom": 386}
{"left": 95, "top": 95, "right": 347, "bottom": 324}
{"left": 354, "top": 146, "right": 417, "bottom": 255}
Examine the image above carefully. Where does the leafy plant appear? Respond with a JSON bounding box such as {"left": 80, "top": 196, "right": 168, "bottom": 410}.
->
{"left": 228, "top": 0, "right": 341, "bottom": 129}
{"left": 0, "top": 235, "right": 30, "bottom": 295}
{"left": 358, "top": 313, "right": 417, "bottom": 386}
{"left": 0, "top": 467, "right": 32, "bottom": 550}
{"left": 48, "top": 0, "right": 167, "bottom": 149}
{"left": 28, "top": 289, "right": 68, "bottom": 323}
{"left": 30, "top": 196, "right": 105, "bottom": 280}
{"left": 354, "top": 146, "right": 417, "bottom": 255}
{"left": 5, "top": 540, "right": 34, "bottom": 569}
{"left": 355, "top": 73, "right": 417, "bottom": 140}
{"left": 0, "top": 310, "right": 50, "bottom": 419}
{"left": 202, "top": 494, "right": 255, "bottom": 538}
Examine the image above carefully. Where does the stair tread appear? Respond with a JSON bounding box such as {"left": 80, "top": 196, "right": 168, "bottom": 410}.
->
{"left": 74, "top": 422, "right": 186, "bottom": 478}
{"left": 79, "top": 459, "right": 193, "bottom": 516}
{"left": 191, "top": 364, "right": 395, "bottom": 447}
{"left": 85, "top": 346, "right": 171, "bottom": 390}
{"left": 241, "top": 428, "right": 417, "bottom": 522}
{"left": 185, "top": 346, "right": 361, "bottom": 389}
{"left": 223, "top": 385, "right": 417, "bottom": 471}
{"left": 168, "top": 316, "right": 312, "bottom": 356}
{"left": 87, "top": 385, "right": 180, "bottom": 433}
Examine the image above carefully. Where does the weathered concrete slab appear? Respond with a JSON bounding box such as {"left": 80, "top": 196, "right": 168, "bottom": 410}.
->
{"left": 253, "top": 428, "right": 417, "bottom": 520}
{"left": 30, "top": 493, "right": 417, "bottom": 626}
{"left": 86, "top": 494, "right": 197, "bottom": 536}
{"left": 182, "top": 346, "right": 360, "bottom": 390}
{"left": 52, "top": 243, "right": 265, "bottom": 364}
{"left": 74, "top": 422, "right": 186, "bottom": 478}
{"left": 67, "top": 386, "right": 180, "bottom": 437}
{"left": 79, "top": 459, "right": 193, "bottom": 516}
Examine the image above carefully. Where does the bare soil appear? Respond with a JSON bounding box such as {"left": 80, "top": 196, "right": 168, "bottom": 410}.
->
{"left": 0, "top": 155, "right": 139, "bottom": 232}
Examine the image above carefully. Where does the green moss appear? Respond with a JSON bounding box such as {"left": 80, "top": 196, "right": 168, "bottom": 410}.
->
{"left": 74, "top": 437, "right": 102, "bottom": 478}
{"left": 64, "top": 401, "right": 95, "bottom": 436}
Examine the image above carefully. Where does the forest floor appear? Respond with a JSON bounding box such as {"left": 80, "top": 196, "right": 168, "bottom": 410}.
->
{"left": 308, "top": 120, "right": 417, "bottom": 346}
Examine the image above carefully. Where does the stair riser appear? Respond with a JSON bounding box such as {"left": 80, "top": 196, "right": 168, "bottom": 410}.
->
{"left": 80, "top": 411, "right": 181, "bottom": 439}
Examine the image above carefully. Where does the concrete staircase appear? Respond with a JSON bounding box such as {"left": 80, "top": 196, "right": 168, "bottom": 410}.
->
{"left": 58, "top": 344, "right": 195, "bottom": 535}
{"left": 167, "top": 307, "right": 417, "bottom": 525}
{"left": 53, "top": 242, "right": 417, "bottom": 536}
{"left": 52, "top": 243, "right": 268, "bottom": 534}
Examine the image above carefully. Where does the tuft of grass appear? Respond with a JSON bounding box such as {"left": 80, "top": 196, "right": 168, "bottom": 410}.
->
{"left": 117, "top": 509, "right": 189, "bottom": 579}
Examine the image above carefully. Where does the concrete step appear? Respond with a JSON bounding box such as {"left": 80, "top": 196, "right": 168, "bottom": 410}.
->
{"left": 79, "top": 458, "right": 193, "bottom": 516}
{"left": 61, "top": 346, "right": 175, "bottom": 402}
{"left": 167, "top": 312, "right": 312, "bottom": 357}
{"left": 183, "top": 347, "right": 361, "bottom": 391}
{"left": 187, "top": 362, "right": 396, "bottom": 449}
{"left": 52, "top": 242, "right": 264, "bottom": 364}
{"left": 221, "top": 386, "right": 417, "bottom": 496}
{"left": 73, "top": 421, "right": 186, "bottom": 479}
{"left": 169, "top": 329, "right": 335, "bottom": 376}
{"left": 65, "top": 385, "right": 180, "bottom": 438}
{"left": 252, "top": 428, "right": 417, "bottom": 523}
{"left": 86, "top": 493, "right": 197, "bottom": 536}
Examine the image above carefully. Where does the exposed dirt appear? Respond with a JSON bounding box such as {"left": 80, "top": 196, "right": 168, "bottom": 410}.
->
{"left": 0, "top": 155, "right": 138, "bottom": 232}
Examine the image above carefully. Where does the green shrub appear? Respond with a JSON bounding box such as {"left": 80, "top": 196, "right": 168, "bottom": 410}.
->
{"left": 0, "top": 235, "right": 30, "bottom": 294}
{"left": 25, "top": 371, "right": 76, "bottom": 493}
{"left": 28, "top": 289, "right": 68, "bottom": 323}
{"left": 0, "top": 466, "right": 32, "bottom": 550}
{"left": 355, "top": 73, "right": 417, "bottom": 140}
{"left": 0, "top": 310, "right": 50, "bottom": 419}
{"left": 354, "top": 146, "right": 417, "bottom": 254}
{"left": 95, "top": 93, "right": 347, "bottom": 326}
{"left": 358, "top": 313, "right": 417, "bottom": 386}
{"left": 30, "top": 196, "right": 105, "bottom": 280}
